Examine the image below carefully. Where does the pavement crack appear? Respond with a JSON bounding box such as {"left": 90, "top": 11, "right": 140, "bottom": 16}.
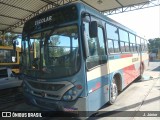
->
{"left": 130, "top": 78, "right": 159, "bottom": 120}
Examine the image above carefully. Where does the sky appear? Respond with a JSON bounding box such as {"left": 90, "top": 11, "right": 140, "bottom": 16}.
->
{"left": 108, "top": 6, "right": 160, "bottom": 40}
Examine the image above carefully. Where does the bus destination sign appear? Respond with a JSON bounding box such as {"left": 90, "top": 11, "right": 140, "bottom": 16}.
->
{"left": 35, "top": 16, "right": 52, "bottom": 26}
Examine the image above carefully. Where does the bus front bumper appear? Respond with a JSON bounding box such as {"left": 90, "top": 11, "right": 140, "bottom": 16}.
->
{"left": 24, "top": 92, "right": 88, "bottom": 117}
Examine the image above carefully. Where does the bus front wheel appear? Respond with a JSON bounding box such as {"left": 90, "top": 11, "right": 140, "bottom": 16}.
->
{"left": 108, "top": 78, "right": 118, "bottom": 105}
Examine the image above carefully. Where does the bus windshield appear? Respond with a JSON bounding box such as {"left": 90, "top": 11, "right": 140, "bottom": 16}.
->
{"left": 22, "top": 25, "right": 80, "bottom": 79}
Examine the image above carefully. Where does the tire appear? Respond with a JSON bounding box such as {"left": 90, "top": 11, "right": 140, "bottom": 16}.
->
{"left": 138, "top": 63, "right": 144, "bottom": 80}
{"left": 140, "top": 63, "right": 144, "bottom": 75}
{"left": 108, "top": 78, "right": 118, "bottom": 105}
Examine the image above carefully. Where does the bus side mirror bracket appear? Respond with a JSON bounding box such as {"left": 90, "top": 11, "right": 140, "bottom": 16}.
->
{"left": 89, "top": 21, "right": 98, "bottom": 38}
{"left": 84, "top": 36, "right": 90, "bottom": 58}
{"left": 83, "top": 23, "right": 90, "bottom": 58}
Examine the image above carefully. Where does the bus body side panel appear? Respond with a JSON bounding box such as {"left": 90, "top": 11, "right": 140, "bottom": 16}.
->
{"left": 120, "top": 53, "right": 141, "bottom": 85}
{"left": 86, "top": 65, "right": 124, "bottom": 111}
{"left": 86, "top": 55, "right": 123, "bottom": 111}
{"left": 86, "top": 65, "right": 110, "bottom": 111}
{"left": 86, "top": 52, "right": 143, "bottom": 111}
{"left": 109, "top": 53, "right": 141, "bottom": 86}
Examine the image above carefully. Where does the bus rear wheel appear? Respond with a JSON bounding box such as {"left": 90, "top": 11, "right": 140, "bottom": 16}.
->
{"left": 138, "top": 63, "right": 144, "bottom": 79}
{"left": 108, "top": 78, "right": 118, "bottom": 105}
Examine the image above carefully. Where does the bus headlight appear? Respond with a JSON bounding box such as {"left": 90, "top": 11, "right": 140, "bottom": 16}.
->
{"left": 63, "top": 95, "right": 72, "bottom": 101}
{"left": 68, "top": 89, "right": 77, "bottom": 95}
{"left": 62, "top": 85, "right": 82, "bottom": 101}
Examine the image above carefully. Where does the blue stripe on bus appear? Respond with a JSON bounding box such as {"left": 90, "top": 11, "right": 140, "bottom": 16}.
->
{"left": 87, "top": 69, "right": 125, "bottom": 94}
{"left": 87, "top": 69, "right": 125, "bottom": 111}
{"left": 87, "top": 75, "right": 109, "bottom": 93}
{"left": 108, "top": 54, "right": 120, "bottom": 60}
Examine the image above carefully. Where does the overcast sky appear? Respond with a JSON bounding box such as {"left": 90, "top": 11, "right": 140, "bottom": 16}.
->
{"left": 108, "top": 6, "right": 160, "bottom": 40}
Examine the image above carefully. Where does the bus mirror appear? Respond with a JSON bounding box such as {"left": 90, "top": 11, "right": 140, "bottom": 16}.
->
{"left": 89, "top": 21, "right": 98, "bottom": 38}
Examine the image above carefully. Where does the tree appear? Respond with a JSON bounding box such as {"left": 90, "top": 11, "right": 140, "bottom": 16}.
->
{"left": 148, "top": 38, "right": 160, "bottom": 53}
{"left": 0, "top": 33, "right": 18, "bottom": 46}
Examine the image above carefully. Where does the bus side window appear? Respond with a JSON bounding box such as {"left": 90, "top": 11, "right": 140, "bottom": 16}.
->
{"left": 84, "top": 22, "right": 106, "bottom": 69}
{"left": 97, "top": 27, "right": 105, "bottom": 55}
{"left": 108, "top": 40, "right": 114, "bottom": 53}
{"left": 129, "top": 33, "right": 137, "bottom": 52}
{"left": 119, "top": 29, "right": 129, "bottom": 53}
{"left": 145, "top": 40, "right": 148, "bottom": 51}
{"left": 136, "top": 36, "right": 141, "bottom": 52}
{"left": 141, "top": 39, "right": 145, "bottom": 52}
{"left": 106, "top": 23, "right": 120, "bottom": 54}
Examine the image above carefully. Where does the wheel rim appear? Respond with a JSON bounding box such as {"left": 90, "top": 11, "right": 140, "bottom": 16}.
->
{"left": 111, "top": 82, "right": 118, "bottom": 101}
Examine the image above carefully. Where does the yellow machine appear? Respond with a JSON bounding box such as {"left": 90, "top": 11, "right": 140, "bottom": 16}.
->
{"left": 0, "top": 46, "right": 21, "bottom": 74}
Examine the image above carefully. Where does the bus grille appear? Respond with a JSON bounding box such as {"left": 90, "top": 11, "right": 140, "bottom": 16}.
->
{"left": 27, "top": 81, "right": 65, "bottom": 91}
{"left": 33, "top": 91, "right": 60, "bottom": 99}
{"left": 35, "top": 99, "right": 58, "bottom": 110}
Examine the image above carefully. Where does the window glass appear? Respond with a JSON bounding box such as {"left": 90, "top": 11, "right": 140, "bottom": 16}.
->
{"left": 23, "top": 25, "right": 80, "bottom": 79}
{"left": 88, "top": 37, "right": 98, "bottom": 56}
{"left": 125, "top": 43, "right": 130, "bottom": 52}
{"left": 106, "top": 23, "right": 118, "bottom": 40}
{"left": 108, "top": 40, "right": 114, "bottom": 53}
{"left": 84, "top": 21, "right": 106, "bottom": 69}
{"left": 129, "top": 33, "right": 136, "bottom": 43}
{"left": 119, "top": 29, "right": 129, "bottom": 42}
{"left": 137, "top": 44, "right": 140, "bottom": 52}
{"left": 136, "top": 36, "right": 141, "bottom": 44}
{"left": 133, "top": 44, "right": 137, "bottom": 52}
{"left": 0, "top": 49, "right": 17, "bottom": 63}
{"left": 98, "top": 27, "right": 105, "bottom": 55}
{"left": 130, "top": 43, "right": 133, "bottom": 52}
{"left": 84, "top": 22, "right": 98, "bottom": 56}
{"left": 120, "top": 42, "right": 125, "bottom": 52}
{"left": 141, "top": 38, "right": 145, "bottom": 45}
{"left": 114, "top": 40, "right": 120, "bottom": 53}
{"left": 145, "top": 40, "right": 148, "bottom": 51}
{"left": 141, "top": 39, "right": 145, "bottom": 51}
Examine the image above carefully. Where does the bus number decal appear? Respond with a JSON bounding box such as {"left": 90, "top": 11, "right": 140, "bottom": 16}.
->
{"left": 132, "top": 58, "right": 139, "bottom": 62}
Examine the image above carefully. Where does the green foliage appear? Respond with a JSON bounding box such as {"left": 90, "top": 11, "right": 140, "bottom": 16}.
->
{"left": 49, "top": 36, "right": 64, "bottom": 57}
{"left": 0, "top": 33, "right": 18, "bottom": 46}
{"left": 34, "top": 35, "right": 66, "bottom": 57}
{"left": 148, "top": 38, "right": 160, "bottom": 53}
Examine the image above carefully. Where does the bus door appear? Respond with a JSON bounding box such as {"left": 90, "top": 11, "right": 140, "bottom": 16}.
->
{"left": 83, "top": 19, "right": 109, "bottom": 111}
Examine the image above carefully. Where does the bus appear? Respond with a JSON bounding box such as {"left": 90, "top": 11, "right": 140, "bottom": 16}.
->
{"left": 0, "top": 46, "right": 21, "bottom": 74}
{"left": 21, "top": 1, "right": 149, "bottom": 116}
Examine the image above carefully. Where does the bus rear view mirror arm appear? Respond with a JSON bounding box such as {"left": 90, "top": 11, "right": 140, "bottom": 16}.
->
{"left": 84, "top": 32, "right": 90, "bottom": 58}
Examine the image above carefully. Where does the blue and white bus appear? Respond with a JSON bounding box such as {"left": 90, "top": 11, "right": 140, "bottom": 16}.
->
{"left": 21, "top": 1, "right": 148, "bottom": 117}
